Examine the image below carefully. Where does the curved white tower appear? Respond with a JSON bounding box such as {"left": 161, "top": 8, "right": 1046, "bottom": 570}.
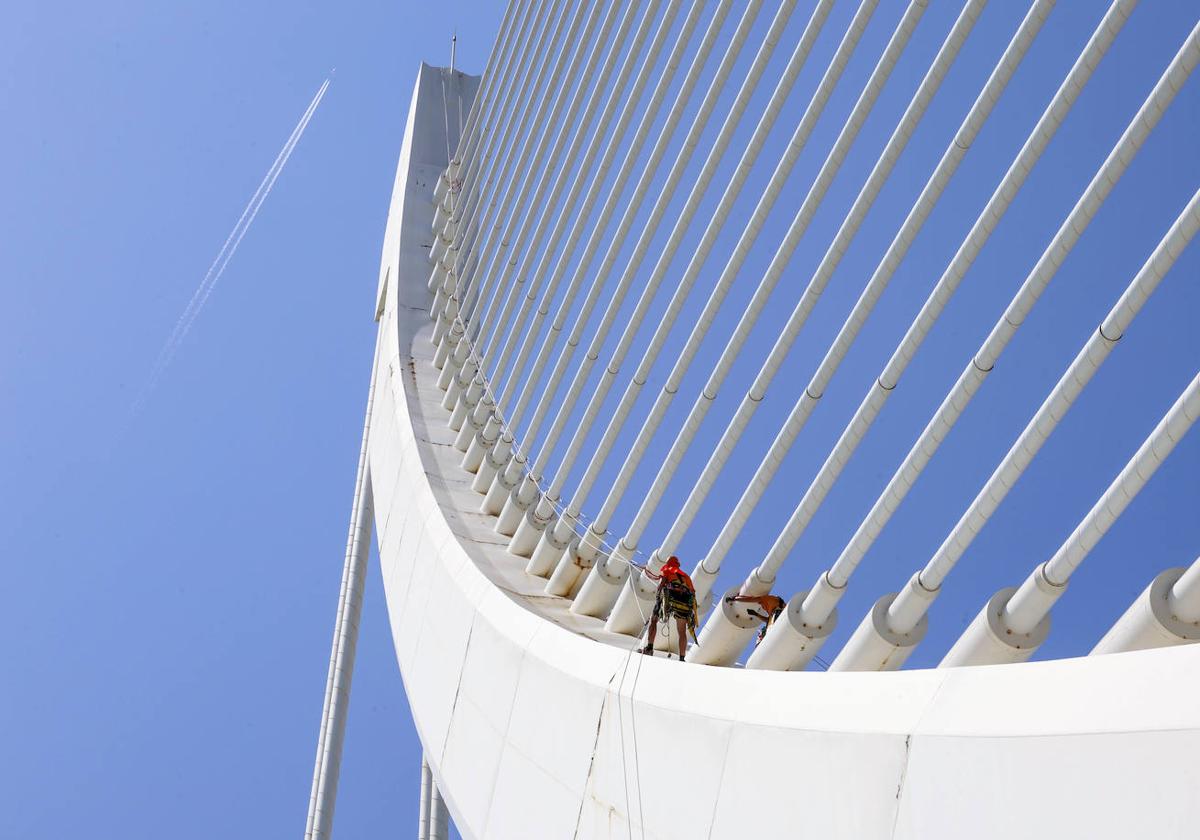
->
{"left": 308, "top": 4, "right": 1200, "bottom": 837}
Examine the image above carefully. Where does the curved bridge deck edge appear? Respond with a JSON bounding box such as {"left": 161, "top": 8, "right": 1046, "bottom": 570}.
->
{"left": 367, "top": 62, "right": 1200, "bottom": 840}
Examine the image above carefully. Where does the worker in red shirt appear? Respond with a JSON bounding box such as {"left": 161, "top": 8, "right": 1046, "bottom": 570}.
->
{"left": 640, "top": 556, "right": 699, "bottom": 661}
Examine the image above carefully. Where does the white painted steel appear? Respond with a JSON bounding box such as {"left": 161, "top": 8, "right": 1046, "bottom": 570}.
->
{"left": 445, "top": 0, "right": 531, "bottom": 209}
{"left": 556, "top": 0, "right": 859, "bottom": 589}
{"left": 432, "top": 0, "right": 524, "bottom": 217}
{"left": 355, "top": 60, "right": 1200, "bottom": 840}
{"left": 1093, "top": 561, "right": 1200, "bottom": 654}
{"left": 940, "top": 370, "right": 1200, "bottom": 667}
{"left": 455, "top": 0, "right": 602, "bottom": 344}
{"left": 768, "top": 35, "right": 1200, "bottom": 672}
{"left": 477, "top": 1, "right": 671, "bottom": 405}
{"left": 429, "top": 0, "right": 552, "bottom": 324}
{"left": 754, "top": 0, "right": 1138, "bottom": 591}
{"left": 603, "top": 0, "right": 953, "bottom": 635}
{"left": 367, "top": 63, "right": 1200, "bottom": 839}
{"left": 440, "top": 1, "right": 602, "bottom": 437}
{"left": 440, "top": 0, "right": 572, "bottom": 327}
{"left": 430, "top": 0, "right": 543, "bottom": 273}
{"left": 303, "top": 338, "right": 378, "bottom": 840}
{"left": 441, "top": 1, "right": 611, "bottom": 454}
{"left": 429, "top": 782, "right": 449, "bottom": 840}
{"left": 523, "top": 0, "right": 844, "bottom": 571}
{"left": 471, "top": 0, "right": 718, "bottom": 497}
{"left": 468, "top": 1, "right": 647, "bottom": 375}
{"left": 418, "top": 756, "right": 432, "bottom": 840}
{"left": 1171, "top": 557, "right": 1200, "bottom": 621}
{"left": 436, "top": 0, "right": 550, "bottom": 247}
{"left": 492, "top": 0, "right": 719, "bottom": 429}
{"left": 908, "top": 185, "right": 1199, "bottom": 631}
{"left": 455, "top": 0, "right": 668, "bottom": 480}
{"left": 691, "top": 0, "right": 1058, "bottom": 666}
{"left": 381, "top": 65, "right": 484, "bottom": 320}
{"left": 640, "top": 0, "right": 985, "bottom": 588}
{"left": 828, "top": 579, "right": 936, "bottom": 673}
{"left": 493, "top": 0, "right": 758, "bottom": 503}
{"left": 512, "top": 0, "right": 818, "bottom": 559}
{"left": 1026, "top": 371, "right": 1200, "bottom": 607}
{"left": 432, "top": 0, "right": 520, "bottom": 225}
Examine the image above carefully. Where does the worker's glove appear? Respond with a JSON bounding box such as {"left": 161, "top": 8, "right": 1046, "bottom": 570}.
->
{"left": 724, "top": 596, "right": 734, "bottom": 604}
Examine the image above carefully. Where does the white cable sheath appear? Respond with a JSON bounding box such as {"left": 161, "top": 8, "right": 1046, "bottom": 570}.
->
{"left": 531, "top": 0, "right": 806, "bottom": 475}
{"left": 502, "top": 0, "right": 813, "bottom": 554}
{"left": 822, "top": 23, "right": 1200, "bottom": 674}
{"left": 468, "top": 1, "right": 648, "bottom": 372}
{"left": 465, "top": 0, "right": 724, "bottom": 494}
{"left": 441, "top": 0, "right": 607, "bottom": 404}
{"left": 688, "top": 0, "right": 1061, "bottom": 623}
{"left": 438, "top": 0, "right": 593, "bottom": 414}
{"left": 432, "top": 0, "right": 521, "bottom": 222}
{"left": 1034, "top": 370, "right": 1200, "bottom": 591}
{"left": 437, "top": 0, "right": 575, "bottom": 322}
{"left": 582, "top": 0, "right": 931, "bottom": 625}
{"left": 806, "top": 183, "right": 1200, "bottom": 672}
{"left": 449, "top": 2, "right": 620, "bottom": 458}
{"left": 431, "top": 0, "right": 523, "bottom": 234}
{"left": 490, "top": 0, "right": 718, "bottom": 423}
{"left": 686, "top": 0, "right": 1080, "bottom": 667}
{"left": 564, "top": 2, "right": 893, "bottom": 621}
{"left": 430, "top": 0, "right": 561, "bottom": 324}
{"left": 511, "top": 0, "right": 831, "bottom": 559}
{"left": 881, "top": 32, "right": 1200, "bottom": 631}
{"left": 759, "top": 0, "right": 1136, "bottom": 588}
{"left": 431, "top": 0, "right": 548, "bottom": 272}
{"left": 940, "top": 368, "right": 1200, "bottom": 669}
{"left": 457, "top": 1, "right": 669, "bottom": 474}
{"left": 435, "top": 0, "right": 526, "bottom": 214}
{"left": 559, "top": 0, "right": 855, "bottom": 528}
{"left": 588, "top": 0, "right": 907, "bottom": 554}
{"left": 484, "top": 1, "right": 681, "bottom": 411}
{"left": 485, "top": 0, "right": 767, "bottom": 516}
{"left": 603, "top": 0, "right": 988, "bottom": 634}
{"left": 765, "top": 21, "right": 1200, "bottom": 673}
{"left": 455, "top": 0, "right": 603, "bottom": 341}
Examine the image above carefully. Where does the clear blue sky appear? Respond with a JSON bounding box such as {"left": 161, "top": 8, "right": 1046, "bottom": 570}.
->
{"left": 3, "top": 2, "right": 1197, "bottom": 838}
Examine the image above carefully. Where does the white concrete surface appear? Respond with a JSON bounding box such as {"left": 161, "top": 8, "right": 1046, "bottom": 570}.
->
{"left": 369, "top": 62, "right": 1200, "bottom": 840}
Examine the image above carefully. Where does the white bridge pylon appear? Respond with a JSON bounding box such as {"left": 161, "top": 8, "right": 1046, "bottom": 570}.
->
{"left": 307, "top": 2, "right": 1200, "bottom": 837}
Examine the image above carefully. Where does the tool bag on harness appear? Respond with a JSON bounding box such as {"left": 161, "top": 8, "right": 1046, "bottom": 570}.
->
{"left": 655, "top": 580, "right": 698, "bottom": 641}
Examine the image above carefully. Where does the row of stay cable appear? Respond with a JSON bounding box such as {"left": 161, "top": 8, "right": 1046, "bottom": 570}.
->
{"left": 427, "top": 0, "right": 1200, "bottom": 670}
{"left": 429, "top": 0, "right": 688, "bottom": 570}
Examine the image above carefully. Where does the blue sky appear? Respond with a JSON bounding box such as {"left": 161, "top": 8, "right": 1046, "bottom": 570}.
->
{"left": 3, "top": 1, "right": 1198, "bottom": 838}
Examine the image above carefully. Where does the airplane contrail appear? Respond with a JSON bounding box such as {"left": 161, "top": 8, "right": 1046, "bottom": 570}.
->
{"left": 135, "top": 77, "right": 331, "bottom": 411}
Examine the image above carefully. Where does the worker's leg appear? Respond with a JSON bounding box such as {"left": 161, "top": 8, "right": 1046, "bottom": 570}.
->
{"left": 643, "top": 606, "right": 659, "bottom": 654}
{"left": 676, "top": 617, "right": 688, "bottom": 661}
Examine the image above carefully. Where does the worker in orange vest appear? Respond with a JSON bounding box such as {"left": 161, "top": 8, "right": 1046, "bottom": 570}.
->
{"left": 641, "top": 556, "right": 698, "bottom": 661}
{"left": 725, "top": 593, "right": 786, "bottom": 645}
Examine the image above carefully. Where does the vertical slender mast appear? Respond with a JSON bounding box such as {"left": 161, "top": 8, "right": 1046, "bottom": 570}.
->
{"left": 304, "top": 333, "right": 379, "bottom": 839}
{"left": 418, "top": 757, "right": 432, "bottom": 840}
